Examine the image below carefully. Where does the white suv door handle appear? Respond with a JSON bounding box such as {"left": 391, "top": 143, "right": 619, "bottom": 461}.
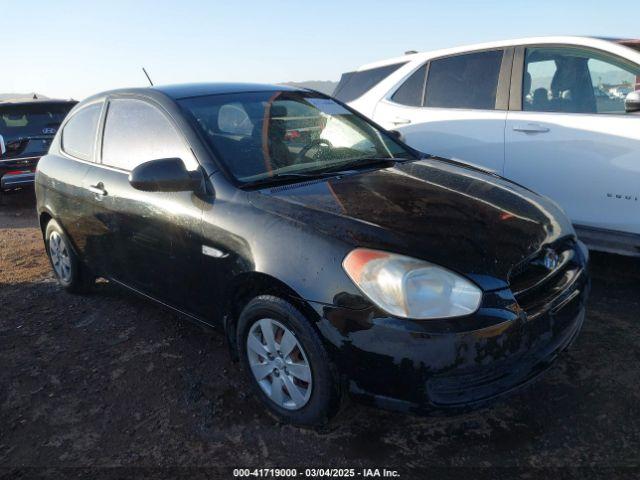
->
{"left": 513, "top": 123, "right": 550, "bottom": 134}
{"left": 391, "top": 117, "right": 411, "bottom": 125}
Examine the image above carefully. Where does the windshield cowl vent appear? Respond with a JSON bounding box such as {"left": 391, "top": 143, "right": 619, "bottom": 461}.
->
{"left": 269, "top": 178, "right": 328, "bottom": 193}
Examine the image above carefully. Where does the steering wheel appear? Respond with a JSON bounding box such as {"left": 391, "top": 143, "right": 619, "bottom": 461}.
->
{"left": 297, "top": 138, "right": 333, "bottom": 162}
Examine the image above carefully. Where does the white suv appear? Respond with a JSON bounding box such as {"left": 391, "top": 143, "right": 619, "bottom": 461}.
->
{"left": 337, "top": 36, "right": 640, "bottom": 256}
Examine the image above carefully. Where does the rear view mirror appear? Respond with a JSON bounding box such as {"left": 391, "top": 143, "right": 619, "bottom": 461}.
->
{"left": 129, "top": 158, "right": 199, "bottom": 192}
{"left": 0, "top": 134, "right": 5, "bottom": 157}
{"left": 625, "top": 91, "right": 640, "bottom": 113}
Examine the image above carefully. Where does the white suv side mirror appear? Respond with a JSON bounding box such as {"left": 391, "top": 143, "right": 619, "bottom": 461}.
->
{"left": 0, "top": 134, "right": 5, "bottom": 157}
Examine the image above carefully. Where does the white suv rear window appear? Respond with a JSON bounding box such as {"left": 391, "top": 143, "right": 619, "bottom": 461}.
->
{"left": 334, "top": 62, "right": 407, "bottom": 103}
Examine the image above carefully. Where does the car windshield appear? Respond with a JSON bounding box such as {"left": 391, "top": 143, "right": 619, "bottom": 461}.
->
{"left": 179, "top": 91, "right": 414, "bottom": 184}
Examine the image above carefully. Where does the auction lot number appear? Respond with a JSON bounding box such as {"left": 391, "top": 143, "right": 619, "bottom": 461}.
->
{"left": 233, "top": 468, "right": 400, "bottom": 478}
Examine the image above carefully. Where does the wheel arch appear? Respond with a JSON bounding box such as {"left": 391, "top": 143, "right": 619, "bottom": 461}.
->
{"left": 222, "top": 271, "right": 323, "bottom": 361}
{"left": 39, "top": 209, "right": 83, "bottom": 261}
{"left": 39, "top": 210, "right": 53, "bottom": 237}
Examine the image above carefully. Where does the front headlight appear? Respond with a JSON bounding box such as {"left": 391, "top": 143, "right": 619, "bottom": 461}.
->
{"left": 342, "top": 248, "right": 482, "bottom": 319}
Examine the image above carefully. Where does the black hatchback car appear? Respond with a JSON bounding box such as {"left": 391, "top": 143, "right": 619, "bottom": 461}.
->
{"left": 35, "top": 83, "right": 589, "bottom": 425}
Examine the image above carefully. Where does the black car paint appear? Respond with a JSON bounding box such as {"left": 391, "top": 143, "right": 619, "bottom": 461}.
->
{"left": 35, "top": 84, "right": 589, "bottom": 413}
{"left": 0, "top": 100, "right": 76, "bottom": 190}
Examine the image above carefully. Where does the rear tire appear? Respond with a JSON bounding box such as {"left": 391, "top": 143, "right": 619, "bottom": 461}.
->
{"left": 237, "top": 295, "right": 341, "bottom": 426}
{"left": 45, "top": 219, "right": 94, "bottom": 293}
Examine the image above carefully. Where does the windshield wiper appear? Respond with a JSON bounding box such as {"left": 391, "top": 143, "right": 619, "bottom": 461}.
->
{"left": 314, "top": 156, "right": 409, "bottom": 174}
{"left": 240, "top": 157, "right": 413, "bottom": 189}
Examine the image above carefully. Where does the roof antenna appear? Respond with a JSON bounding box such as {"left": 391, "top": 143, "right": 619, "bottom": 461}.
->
{"left": 142, "top": 67, "right": 154, "bottom": 86}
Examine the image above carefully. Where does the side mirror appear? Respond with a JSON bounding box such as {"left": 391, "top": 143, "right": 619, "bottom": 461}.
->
{"left": 625, "top": 91, "right": 640, "bottom": 113}
{"left": 129, "top": 158, "right": 198, "bottom": 192}
{"left": 0, "top": 134, "right": 5, "bottom": 157}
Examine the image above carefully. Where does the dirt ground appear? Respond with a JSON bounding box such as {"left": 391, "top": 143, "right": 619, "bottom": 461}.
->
{"left": 1, "top": 189, "right": 639, "bottom": 479}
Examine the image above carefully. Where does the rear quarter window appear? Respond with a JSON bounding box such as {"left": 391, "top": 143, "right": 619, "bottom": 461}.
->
{"left": 61, "top": 103, "right": 102, "bottom": 161}
{"left": 334, "top": 62, "right": 407, "bottom": 103}
{"left": 391, "top": 64, "right": 428, "bottom": 106}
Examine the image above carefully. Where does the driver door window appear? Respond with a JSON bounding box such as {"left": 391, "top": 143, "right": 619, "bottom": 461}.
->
{"left": 102, "top": 99, "right": 197, "bottom": 170}
{"left": 523, "top": 47, "right": 640, "bottom": 114}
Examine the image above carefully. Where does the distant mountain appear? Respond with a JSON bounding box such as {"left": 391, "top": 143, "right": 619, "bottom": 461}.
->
{"left": 278, "top": 81, "right": 337, "bottom": 95}
{"left": 0, "top": 93, "right": 49, "bottom": 102}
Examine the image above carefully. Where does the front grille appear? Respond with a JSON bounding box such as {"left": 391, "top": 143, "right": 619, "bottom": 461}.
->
{"left": 509, "top": 240, "right": 581, "bottom": 318}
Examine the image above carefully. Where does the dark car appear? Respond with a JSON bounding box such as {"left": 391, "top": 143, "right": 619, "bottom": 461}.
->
{"left": 35, "top": 83, "right": 589, "bottom": 426}
{"left": 0, "top": 97, "right": 76, "bottom": 191}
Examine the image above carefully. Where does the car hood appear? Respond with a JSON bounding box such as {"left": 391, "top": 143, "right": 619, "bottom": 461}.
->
{"left": 250, "top": 159, "right": 574, "bottom": 289}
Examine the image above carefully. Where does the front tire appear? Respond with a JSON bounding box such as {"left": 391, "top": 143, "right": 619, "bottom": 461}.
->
{"left": 45, "top": 219, "right": 94, "bottom": 293}
{"left": 237, "top": 295, "right": 341, "bottom": 426}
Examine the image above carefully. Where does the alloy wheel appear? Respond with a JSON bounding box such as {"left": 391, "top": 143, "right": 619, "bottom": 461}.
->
{"left": 49, "top": 231, "right": 72, "bottom": 283}
{"left": 246, "top": 318, "right": 313, "bottom": 410}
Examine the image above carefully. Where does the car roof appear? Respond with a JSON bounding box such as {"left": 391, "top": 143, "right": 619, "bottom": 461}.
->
{"left": 0, "top": 97, "right": 77, "bottom": 106}
{"left": 355, "top": 36, "right": 640, "bottom": 71}
{"left": 153, "top": 82, "right": 303, "bottom": 99}
{"left": 80, "top": 83, "right": 307, "bottom": 105}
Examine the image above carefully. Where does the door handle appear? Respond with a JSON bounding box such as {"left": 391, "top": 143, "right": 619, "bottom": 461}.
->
{"left": 513, "top": 123, "right": 550, "bottom": 134}
{"left": 391, "top": 117, "right": 411, "bottom": 125}
{"left": 88, "top": 183, "right": 107, "bottom": 196}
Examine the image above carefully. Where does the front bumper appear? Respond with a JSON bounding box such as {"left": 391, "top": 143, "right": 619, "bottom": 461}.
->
{"left": 311, "top": 242, "right": 590, "bottom": 414}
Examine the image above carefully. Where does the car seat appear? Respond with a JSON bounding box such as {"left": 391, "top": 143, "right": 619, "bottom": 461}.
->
{"left": 531, "top": 88, "right": 551, "bottom": 111}
{"left": 266, "top": 105, "right": 293, "bottom": 170}
{"left": 550, "top": 58, "right": 596, "bottom": 113}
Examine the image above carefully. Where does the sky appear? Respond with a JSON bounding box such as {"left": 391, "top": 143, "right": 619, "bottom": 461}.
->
{"left": 1, "top": 0, "right": 636, "bottom": 100}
